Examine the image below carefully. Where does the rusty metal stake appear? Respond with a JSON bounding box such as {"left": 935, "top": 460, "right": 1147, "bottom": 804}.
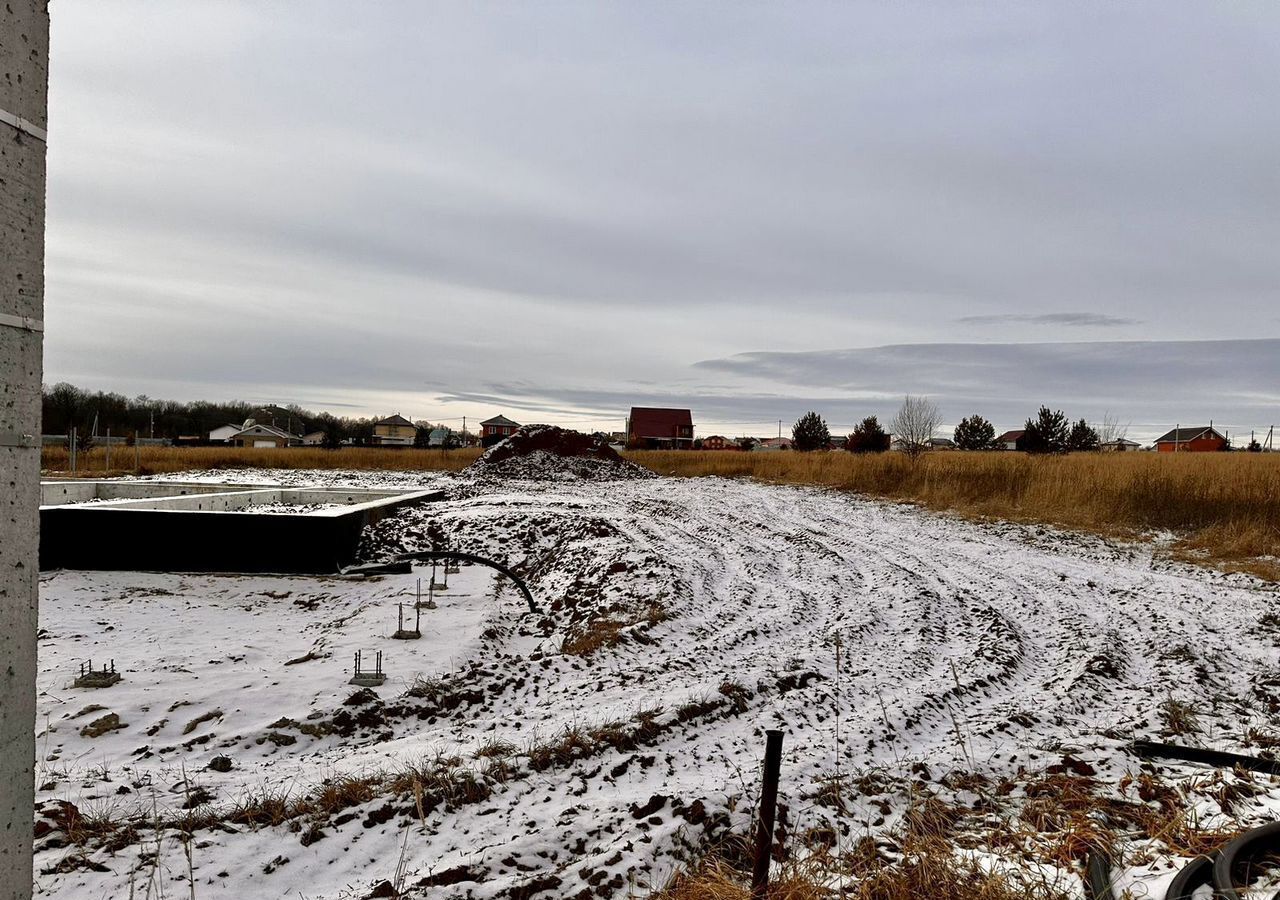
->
{"left": 751, "top": 729, "right": 784, "bottom": 898}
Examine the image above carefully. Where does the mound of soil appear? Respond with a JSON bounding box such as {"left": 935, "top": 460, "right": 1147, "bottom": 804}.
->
{"left": 465, "top": 425, "right": 654, "bottom": 481}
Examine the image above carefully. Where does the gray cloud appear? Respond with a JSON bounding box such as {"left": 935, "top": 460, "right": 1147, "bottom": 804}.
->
{"left": 693, "top": 339, "right": 1280, "bottom": 440}
{"left": 40, "top": 2, "right": 1280, "bottom": 442}
{"left": 955, "top": 313, "right": 1140, "bottom": 328}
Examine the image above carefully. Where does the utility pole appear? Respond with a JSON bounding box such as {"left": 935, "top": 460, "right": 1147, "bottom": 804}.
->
{"left": 0, "top": 4, "right": 49, "bottom": 897}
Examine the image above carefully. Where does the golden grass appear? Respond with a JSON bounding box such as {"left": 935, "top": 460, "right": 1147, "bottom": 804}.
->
{"left": 40, "top": 444, "right": 482, "bottom": 476}
{"left": 625, "top": 450, "right": 1280, "bottom": 579}
{"left": 38, "top": 444, "right": 1280, "bottom": 578}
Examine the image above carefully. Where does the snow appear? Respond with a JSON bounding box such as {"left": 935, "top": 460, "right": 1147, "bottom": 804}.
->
{"left": 33, "top": 471, "right": 1280, "bottom": 898}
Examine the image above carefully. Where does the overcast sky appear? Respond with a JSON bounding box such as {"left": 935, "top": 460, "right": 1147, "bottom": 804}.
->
{"left": 44, "top": 3, "right": 1280, "bottom": 441}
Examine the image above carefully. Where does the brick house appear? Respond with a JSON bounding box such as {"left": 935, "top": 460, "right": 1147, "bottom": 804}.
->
{"left": 627, "top": 407, "right": 694, "bottom": 449}
{"left": 480, "top": 415, "right": 520, "bottom": 447}
{"left": 701, "top": 435, "right": 733, "bottom": 450}
{"left": 1154, "top": 426, "right": 1228, "bottom": 453}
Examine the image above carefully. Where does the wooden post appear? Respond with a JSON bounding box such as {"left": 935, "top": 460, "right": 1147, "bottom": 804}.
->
{"left": 751, "top": 729, "right": 785, "bottom": 898}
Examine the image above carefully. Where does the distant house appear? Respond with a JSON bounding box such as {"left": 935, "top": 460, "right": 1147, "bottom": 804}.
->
{"left": 372, "top": 414, "right": 416, "bottom": 447}
{"left": 701, "top": 435, "right": 733, "bottom": 450}
{"left": 427, "top": 426, "right": 452, "bottom": 448}
{"left": 480, "top": 415, "right": 520, "bottom": 447}
{"left": 996, "top": 430, "right": 1026, "bottom": 451}
{"left": 754, "top": 437, "right": 794, "bottom": 451}
{"left": 627, "top": 407, "right": 694, "bottom": 449}
{"left": 228, "top": 420, "right": 300, "bottom": 448}
{"left": 1154, "top": 426, "right": 1228, "bottom": 453}
{"left": 1100, "top": 438, "right": 1142, "bottom": 452}
{"left": 301, "top": 430, "right": 327, "bottom": 446}
{"left": 208, "top": 423, "right": 240, "bottom": 444}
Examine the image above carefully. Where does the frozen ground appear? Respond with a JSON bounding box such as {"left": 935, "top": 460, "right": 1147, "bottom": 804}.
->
{"left": 33, "top": 470, "right": 1280, "bottom": 899}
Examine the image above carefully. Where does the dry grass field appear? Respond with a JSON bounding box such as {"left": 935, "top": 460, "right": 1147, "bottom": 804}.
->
{"left": 627, "top": 449, "right": 1280, "bottom": 579}
{"left": 40, "top": 444, "right": 1280, "bottom": 578}
{"left": 40, "top": 444, "right": 483, "bottom": 476}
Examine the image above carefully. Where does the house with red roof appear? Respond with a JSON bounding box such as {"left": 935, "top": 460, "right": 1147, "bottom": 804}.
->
{"left": 627, "top": 407, "right": 694, "bottom": 449}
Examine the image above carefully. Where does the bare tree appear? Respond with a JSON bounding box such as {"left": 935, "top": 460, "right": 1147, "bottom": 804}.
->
{"left": 1098, "top": 412, "right": 1130, "bottom": 445}
{"left": 891, "top": 395, "right": 941, "bottom": 460}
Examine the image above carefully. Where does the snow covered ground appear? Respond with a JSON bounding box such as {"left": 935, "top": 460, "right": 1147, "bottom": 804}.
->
{"left": 33, "top": 470, "right": 1280, "bottom": 898}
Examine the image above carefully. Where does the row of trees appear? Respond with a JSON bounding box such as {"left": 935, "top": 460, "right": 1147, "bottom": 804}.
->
{"left": 791, "top": 396, "right": 940, "bottom": 456}
{"left": 788, "top": 399, "right": 1117, "bottom": 456}
{"left": 40, "top": 382, "right": 474, "bottom": 449}
{"left": 953, "top": 408, "right": 1102, "bottom": 453}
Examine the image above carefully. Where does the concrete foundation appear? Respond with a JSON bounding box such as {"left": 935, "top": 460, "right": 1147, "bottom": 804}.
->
{"left": 39, "top": 481, "right": 441, "bottom": 574}
{"left": 0, "top": 4, "right": 47, "bottom": 898}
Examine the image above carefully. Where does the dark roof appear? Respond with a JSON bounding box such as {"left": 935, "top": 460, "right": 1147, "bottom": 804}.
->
{"left": 996, "top": 430, "right": 1025, "bottom": 443}
{"left": 1154, "top": 426, "right": 1224, "bottom": 444}
{"left": 481, "top": 415, "right": 520, "bottom": 427}
{"left": 628, "top": 407, "right": 694, "bottom": 438}
{"left": 376, "top": 414, "right": 414, "bottom": 428}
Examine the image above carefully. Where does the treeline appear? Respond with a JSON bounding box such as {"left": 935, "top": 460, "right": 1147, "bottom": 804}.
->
{"left": 787, "top": 399, "right": 1115, "bottom": 455}
{"left": 40, "top": 382, "right": 415, "bottom": 446}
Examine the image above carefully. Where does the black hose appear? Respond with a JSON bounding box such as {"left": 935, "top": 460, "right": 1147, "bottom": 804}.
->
{"left": 1129, "top": 740, "right": 1280, "bottom": 776}
{"left": 396, "top": 550, "right": 541, "bottom": 615}
{"left": 1084, "top": 851, "right": 1115, "bottom": 900}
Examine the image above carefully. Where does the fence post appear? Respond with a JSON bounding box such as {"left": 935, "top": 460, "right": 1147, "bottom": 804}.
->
{"left": 70, "top": 426, "right": 77, "bottom": 472}
{"left": 105, "top": 427, "right": 111, "bottom": 471}
{"left": 751, "top": 729, "right": 785, "bottom": 898}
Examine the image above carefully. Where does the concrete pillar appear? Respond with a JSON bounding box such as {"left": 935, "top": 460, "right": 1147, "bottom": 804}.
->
{"left": 0, "top": 3, "right": 48, "bottom": 899}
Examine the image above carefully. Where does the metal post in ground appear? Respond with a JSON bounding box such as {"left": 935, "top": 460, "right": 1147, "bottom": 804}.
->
{"left": 751, "top": 729, "right": 785, "bottom": 898}
{"left": 70, "top": 426, "right": 77, "bottom": 472}
{"left": 105, "top": 428, "right": 110, "bottom": 471}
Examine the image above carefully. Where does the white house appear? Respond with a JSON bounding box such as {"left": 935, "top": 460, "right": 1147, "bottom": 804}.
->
{"left": 208, "top": 423, "right": 241, "bottom": 443}
{"left": 301, "top": 430, "right": 327, "bottom": 446}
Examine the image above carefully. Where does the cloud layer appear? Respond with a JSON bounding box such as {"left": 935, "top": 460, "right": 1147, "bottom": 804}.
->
{"left": 41, "top": 3, "right": 1280, "bottom": 440}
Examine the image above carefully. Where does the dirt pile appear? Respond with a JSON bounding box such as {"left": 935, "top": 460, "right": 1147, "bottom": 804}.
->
{"left": 465, "top": 425, "right": 654, "bottom": 481}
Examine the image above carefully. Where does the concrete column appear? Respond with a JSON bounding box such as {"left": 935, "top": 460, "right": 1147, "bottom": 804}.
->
{"left": 0, "top": 3, "right": 49, "bottom": 899}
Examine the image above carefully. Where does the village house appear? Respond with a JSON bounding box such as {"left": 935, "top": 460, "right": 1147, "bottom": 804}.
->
{"left": 208, "top": 423, "right": 241, "bottom": 444}
{"left": 1154, "top": 426, "right": 1228, "bottom": 453}
{"left": 753, "top": 437, "right": 794, "bottom": 451}
{"left": 701, "top": 435, "right": 733, "bottom": 450}
{"left": 480, "top": 415, "right": 520, "bottom": 447}
{"left": 996, "top": 430, "right": 1026, "bottom": 451}
{"left": 427, "top": 426, "right": 452, "bottom": 448}
{"left": 372, "top": 414, "right": 416, "bottom": 447}
{"left": 627, "top": 407, "right": 694, "bottom": 449}
{"left": 301, "top": 430, "right": 327, "bottom": 446}
{"left": 1100, "top": 438, "right": 1143, "bottom": 452}
{"left": 228, "top": 420, "right": 301, "bottom": 448}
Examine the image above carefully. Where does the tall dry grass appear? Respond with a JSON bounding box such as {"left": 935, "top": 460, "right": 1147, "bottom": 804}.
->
{"left": 626, "top": 450, "right": 1280, "bottom": 578}
{"left": 40, "top": 445, "right": 483, "bottom": 477}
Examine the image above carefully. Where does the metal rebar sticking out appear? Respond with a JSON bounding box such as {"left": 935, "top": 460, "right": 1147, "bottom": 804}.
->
{"left": 751, "top": 729, "right": 785, "bottom": 898}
